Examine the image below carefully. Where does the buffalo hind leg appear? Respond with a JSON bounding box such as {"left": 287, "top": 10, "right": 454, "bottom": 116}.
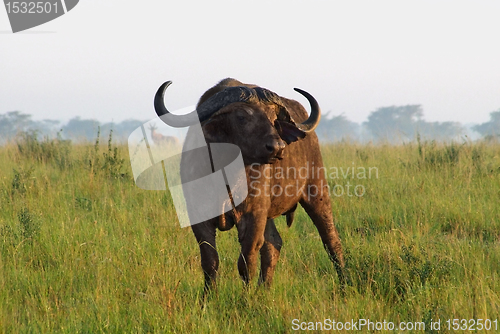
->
{"left": 191, "top": 220, "right": 218, "bottom": 294}
{"left": 258, "top": 219, "right": 283, "bottom": 287}
{"left": 300, "top": 196, "right": 346, "bottom": 289}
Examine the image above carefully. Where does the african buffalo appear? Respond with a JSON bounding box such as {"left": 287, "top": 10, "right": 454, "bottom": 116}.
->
{"left": 154, "top": 78, "right": 345, "bottom": 291}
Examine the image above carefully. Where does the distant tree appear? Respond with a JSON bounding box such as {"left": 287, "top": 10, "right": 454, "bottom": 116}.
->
{"left": 32, "top": 119, "right": 61, "bottom": 137}
{"left": 61, "top": 118, "right": 148, "bottom": 142}
{"left": 0, "top": 111, "right": 149, "bottom": 144}
{"left": 96, "top": 119, "right": 147, "bottom": 142}
{"left": 316, "top": 113, "right": 360, "bottom": 142}
{"left": 62, "top": 117, "right": 100, "bottom": 141}
{"left": 364, "top": 105, "right": 423, "bottom": 142}
{"left": 113, "top": 119, "right": 146, "bottom": 141}
{"left": 473, "top": 109, "right": 500, "bottom": 137}
{"left": 364, "top": 105, "right": 463, "bottom": 142}
{"left": 114, "top": 119, "right": 145, "bottom": 134}
{"left": 99, "top": 122, "right": 114, "bottom": 140}
{"left": 416, "top": 121, "right": 463, "bottom": 141}
{"left": 0, "top": 111, "right": 34, "bottom": 143}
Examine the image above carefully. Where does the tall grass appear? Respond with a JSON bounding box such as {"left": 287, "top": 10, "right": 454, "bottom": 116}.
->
{"left": 0, "top": 134, "right": 499, "bottom": 333}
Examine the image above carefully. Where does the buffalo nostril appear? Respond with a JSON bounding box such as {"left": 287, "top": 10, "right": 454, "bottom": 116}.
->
{"left": 265, "top": 143, "right": 276, "bottom": 153}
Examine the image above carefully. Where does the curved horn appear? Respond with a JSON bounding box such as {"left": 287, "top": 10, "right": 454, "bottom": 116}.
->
{"left": 154, "top": 81, "right": 199, "bottom": 128}
{"left": 196, "top": 86, "right": 257, "bottom": 123}
{"left": 293, "top": 88, "right": 321, "bottom": 132}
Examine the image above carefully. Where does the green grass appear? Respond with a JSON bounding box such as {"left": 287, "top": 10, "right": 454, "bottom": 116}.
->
{"left": 1, "top": 133, "right": 499, "bottom": 333}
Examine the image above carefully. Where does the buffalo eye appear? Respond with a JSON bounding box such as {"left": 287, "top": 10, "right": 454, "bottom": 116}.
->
{"left": 236, "top": 114, "right": 247, "bottom": 124}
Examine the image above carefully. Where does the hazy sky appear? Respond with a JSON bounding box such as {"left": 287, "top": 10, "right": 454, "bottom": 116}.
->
{"left": 1, "top": 1, "right": 500, "bottom": 125}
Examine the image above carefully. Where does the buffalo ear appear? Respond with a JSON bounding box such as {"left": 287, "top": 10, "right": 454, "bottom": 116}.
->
{"left": 274, "top": 120, "right": 306, "bottom": 144}
{"left": 202, "top": 117, "right": 228, "bottom": 142}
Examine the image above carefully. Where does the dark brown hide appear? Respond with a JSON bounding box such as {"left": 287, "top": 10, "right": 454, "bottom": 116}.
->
{"left": 156, "top": 78, "right": 345, "bottom": 292}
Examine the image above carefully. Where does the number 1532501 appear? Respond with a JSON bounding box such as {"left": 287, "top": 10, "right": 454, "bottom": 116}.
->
{"left": 5, "top": 2, "right": 59, "bottom": 14}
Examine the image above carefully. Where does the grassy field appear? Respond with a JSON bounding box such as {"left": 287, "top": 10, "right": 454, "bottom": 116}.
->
{"left": 0, "top": 132, "right": 499, "bottom": 333}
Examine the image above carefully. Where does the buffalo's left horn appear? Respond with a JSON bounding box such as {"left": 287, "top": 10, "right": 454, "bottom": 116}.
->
{"left": 293, "top": 88, "right": 321, "bottom": 132}
{"left": 154, "top": 81, "right": 199, "bottom": 128}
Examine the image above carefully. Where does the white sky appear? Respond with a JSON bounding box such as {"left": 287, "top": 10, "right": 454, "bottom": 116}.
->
{"left": 1, "top": 1, "right": 500, "bottom": 125}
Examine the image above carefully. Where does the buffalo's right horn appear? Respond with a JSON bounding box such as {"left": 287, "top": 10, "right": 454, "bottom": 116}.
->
{"left": 154, "top": 81, "right": 199, "bottom": 128}
{"left": 293, "top": 88, "right": 321, "bottom": 133}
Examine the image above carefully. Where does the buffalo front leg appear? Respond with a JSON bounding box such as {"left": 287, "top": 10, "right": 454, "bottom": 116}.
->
{"left": 191, "top": 220, "right": 218, "bottom": 293}
{"left": 258, "top": 219, "right": 283, "bottom": 287}
{"left": 300, "top": 193, "right": 346, "bottom": 287}
{"left": 236, "top": 214, "right": 267, "bottom": 285}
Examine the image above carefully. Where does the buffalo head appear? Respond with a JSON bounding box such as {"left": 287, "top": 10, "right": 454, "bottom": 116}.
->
{"left": 153, "top": 78, "right": 321, "bottom": 165}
